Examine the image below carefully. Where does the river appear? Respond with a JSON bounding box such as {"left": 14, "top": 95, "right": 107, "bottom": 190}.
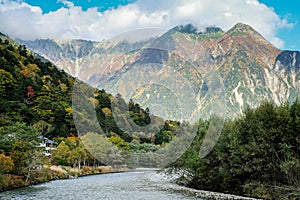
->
{"left": 0, "top": 171, "right": 259, "bottom": 200}
{"left": 0, "top": 171, "right": 203, "bottom": 200}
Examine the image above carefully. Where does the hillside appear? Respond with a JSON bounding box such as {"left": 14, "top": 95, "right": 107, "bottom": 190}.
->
{"left": 0, "top": 34, "right": 188, "bottom": 169}
{"left": 0, "top": 35, "right": 76, "bottom": 137}
{"left": 19, "top": 23, "right": 300, "bottom": 119}
{"left": 0, "top": 34, "right": 167, "bottom": 143}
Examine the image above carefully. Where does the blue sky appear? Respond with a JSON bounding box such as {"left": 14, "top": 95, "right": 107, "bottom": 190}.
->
{"left": 259, "top": 0, "right": 300, "bottom": 50}
{"left": 0, "top": 0, "right": 299, "bottom": 50}
{"left": 23, "top": 0, "right": 137, "bottom": 13}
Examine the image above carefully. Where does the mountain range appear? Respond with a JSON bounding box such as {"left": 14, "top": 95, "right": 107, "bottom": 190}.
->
{"left": 18, "top": 23, "right": 300, "bottom": 119}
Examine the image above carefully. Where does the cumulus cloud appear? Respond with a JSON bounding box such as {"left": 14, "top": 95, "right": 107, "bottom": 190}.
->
{"left": 0, "top": 0, "right": 293, "bottom": 48}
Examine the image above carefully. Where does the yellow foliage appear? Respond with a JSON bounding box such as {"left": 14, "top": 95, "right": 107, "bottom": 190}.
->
{"left": 42, "top": 75, "right": 53, "bottom": 84}
{"left": 65, "top": 107, "right": 73, "bottom": 115}
{"left": 108, "top": 134, "right": 129, "bottom": 151}
{"left": 59, "top": 83, "right": 68, "bottom": 93}
{"left": 0, "top": 154, "right": 14, "bottom": 173}
{"left": 102, "top": 107, "right": 112, "bottom": 117}
{"left": 26, "top": 64, "right": 40, "bottom": 73}
{"left": 42, "top": 84, "right": 50, "bottom": 91}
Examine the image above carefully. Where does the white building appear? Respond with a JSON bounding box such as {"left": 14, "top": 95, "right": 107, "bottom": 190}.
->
{"left": 38, "top": 136, "right": 57, "bottom": 156}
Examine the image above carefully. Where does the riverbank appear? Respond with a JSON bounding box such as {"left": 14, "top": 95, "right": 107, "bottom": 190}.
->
{"left": 159, "top": 170, "right": 300, "bottom": 200}
{"left": 0, "top": 165, "right": 125, "bottom": 192}
{"left": 147, "top": 171, "right": 262, "bottom": 200}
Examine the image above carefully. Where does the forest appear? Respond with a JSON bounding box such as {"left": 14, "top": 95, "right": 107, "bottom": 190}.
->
{"left": 0, "top": 34, "right": 299, "bottom": 199}
{"left": 168, "top": 101, "right": 300, "bottom": 199}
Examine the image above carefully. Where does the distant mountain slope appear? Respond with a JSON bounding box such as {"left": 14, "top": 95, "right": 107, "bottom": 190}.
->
{"left": 18, "top": 23, "right": 300, "bottom": 118}
{"left": 19, "top": 38, "right": 152, "bottom": 85}
{"left": 0, "top": 34, "right": 158, "bottom": 142}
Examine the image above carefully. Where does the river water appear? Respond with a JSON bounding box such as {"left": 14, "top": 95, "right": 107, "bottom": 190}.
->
{"left": 0, "top": 171, "right": 203, "bottom": 200}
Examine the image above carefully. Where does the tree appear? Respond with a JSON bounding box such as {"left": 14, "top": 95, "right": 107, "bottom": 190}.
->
{"left": 52, "top": 141, "right": 70, "bottom": 166}
{"left": 0, "top": 69, "right": 15, "bottom": 98}
{"left": 0, "top": 154, "right": 14, "bottom": 174}
{"left": 0, "top": 122, "right": 39, "bottom": 153}
{"left": 108, "top": 133, "right": 130, "bottom": 151}
{"left": 10, "top": 141, "right": 31, "bottom": 176}
{"left": 24, "top": 85, "right": 35, "bottom": 104}
{"left": 154, "top": 130, "right": 174, "bottom": 145}
{"left": 33, "top": 120, "right": 53, "bottom": 136}
{"left": 24, "top": 149, "right": 45, "bottom": 183}
{"left": 68, "top": 144, "right": 88, "bottom": 170}
{"left": 81, "top": 132, "right": 123, "bottom": 167}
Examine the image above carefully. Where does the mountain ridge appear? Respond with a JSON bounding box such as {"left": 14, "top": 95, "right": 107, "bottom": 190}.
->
{"left": 15, "top": 23, "right": 300, "bottom": 118}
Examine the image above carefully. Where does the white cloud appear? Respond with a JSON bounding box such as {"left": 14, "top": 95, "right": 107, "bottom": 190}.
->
{"left": 0, "top": 0, "right": 293, "bottom": 48}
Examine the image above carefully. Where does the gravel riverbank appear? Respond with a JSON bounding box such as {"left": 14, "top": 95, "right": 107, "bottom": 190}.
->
{"left": 145, "top": 171, "right": 261, "bottom": 200}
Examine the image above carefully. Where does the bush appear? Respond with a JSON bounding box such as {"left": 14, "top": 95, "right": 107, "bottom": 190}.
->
{"left": 0, "top": 174, "right": 26, "bottom": 191}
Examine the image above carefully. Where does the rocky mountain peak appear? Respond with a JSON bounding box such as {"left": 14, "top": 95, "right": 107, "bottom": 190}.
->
{"left": 16, "top": 24, "right": 299, "bottom": 117}
{"left": 229, "top": 23, "right": 257, "bottom": 34}
{"left": 206, "top": 23, "right": 281, "bottom": 69}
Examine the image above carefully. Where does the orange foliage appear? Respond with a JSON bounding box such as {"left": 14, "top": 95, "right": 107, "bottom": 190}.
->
{"left": 27, "top": 85, "right": 35, "bottom": 98}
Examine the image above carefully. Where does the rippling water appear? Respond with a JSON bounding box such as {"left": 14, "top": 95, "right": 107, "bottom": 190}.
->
{"left": 0, "top": 171, "right": 202, "bottom": 200}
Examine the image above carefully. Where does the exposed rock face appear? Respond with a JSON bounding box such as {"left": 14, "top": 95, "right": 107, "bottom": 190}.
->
{"left": 19, "top": 23, "right": 300, "bottom": 118}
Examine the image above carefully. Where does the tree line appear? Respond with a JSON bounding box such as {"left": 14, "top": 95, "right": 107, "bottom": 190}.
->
{"left": 168, "top": 101, "right": 300, "bottom": 199}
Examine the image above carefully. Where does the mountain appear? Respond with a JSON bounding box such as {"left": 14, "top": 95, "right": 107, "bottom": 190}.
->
{"left": 0, "top": 34, "right": 160, "bottom": 142}
{"left": 18, "top": 23, "right": 300, "bottom": 119}
{"left": 18, "top": 38, "right": 152, "bottom": 86}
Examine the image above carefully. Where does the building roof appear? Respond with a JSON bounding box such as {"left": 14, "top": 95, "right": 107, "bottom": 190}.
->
{"left": 38, "top": 135, "right": 58, "bottom": 145}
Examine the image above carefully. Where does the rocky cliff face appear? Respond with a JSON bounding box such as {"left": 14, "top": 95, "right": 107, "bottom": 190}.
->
{"left": 19, "top": 23, "right": 300, "bottom": 119}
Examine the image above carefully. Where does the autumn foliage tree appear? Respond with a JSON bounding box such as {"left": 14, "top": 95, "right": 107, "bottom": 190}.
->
{"left": 0, "top": 154, "right": 14, "bottom": 174}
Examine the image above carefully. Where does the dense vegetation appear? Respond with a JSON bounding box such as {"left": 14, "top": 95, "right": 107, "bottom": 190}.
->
{"left": 0, "top": 35, "right": 178, "bottom": 191}
{"left": 168, "top": 101, "right": 300, "bottom": 199}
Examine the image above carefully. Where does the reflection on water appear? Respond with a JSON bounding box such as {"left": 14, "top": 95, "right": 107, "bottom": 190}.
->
{"left": 0, "top": 171, "right": 202, "bottom": 200}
